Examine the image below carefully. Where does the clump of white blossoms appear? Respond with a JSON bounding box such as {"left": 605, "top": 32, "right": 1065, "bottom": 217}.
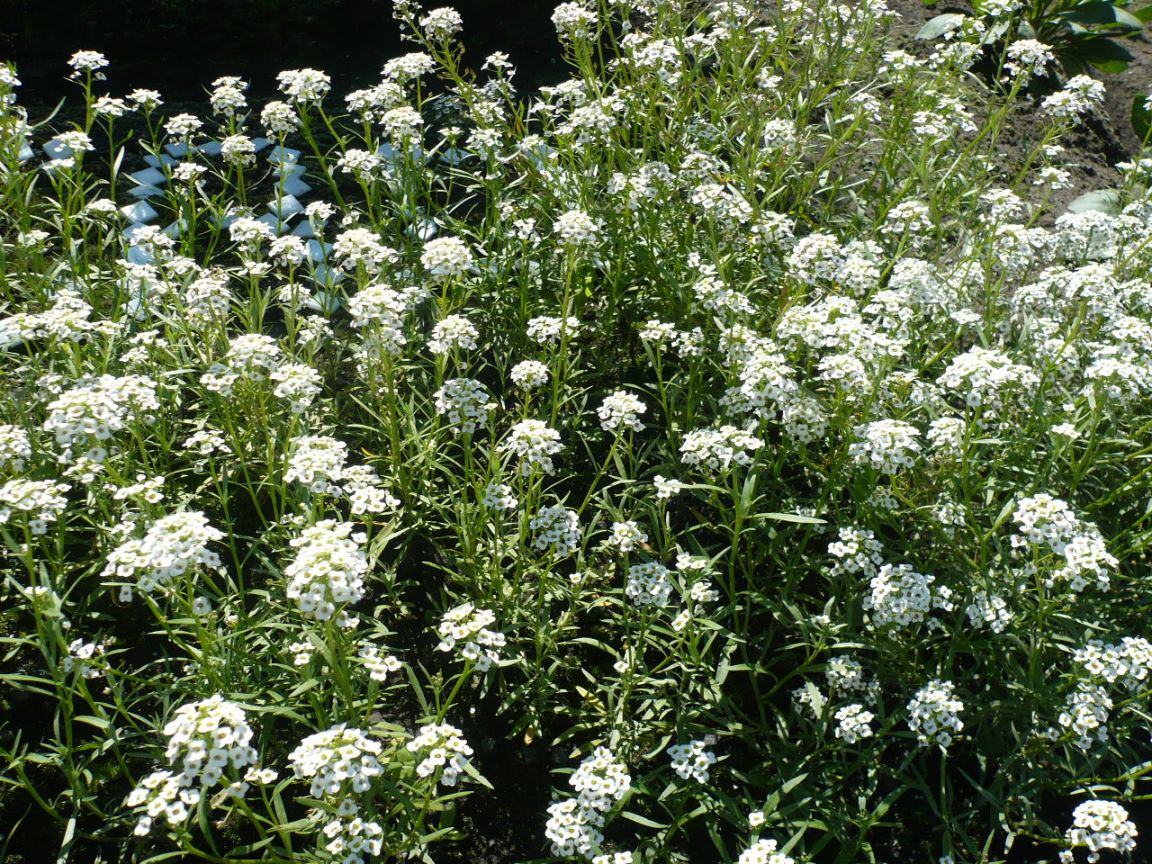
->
{"left": 201, "top": 334, "right": 283, "bottom": 396}
{"left": 552, "top": 1, "right": 597, "bottom": 40}
{"left": 1011, "top": 494, "right": 1117, "bottom": 591}
{"left": 526, "top": 315, "right": 581, "bottom": 345}
{"left": 434, "top": 378, "right": 495, "bottom": 434}
{"left": 482, "top": 481, "right": 517, "bottom": 512}
{"left": 427, "top": 314, "right": 479, "bottom": 355}
{"left": 436, "top": 603, "right": 505, "bottom": 671}
{"left": 276, "top": 68, "right": 331, "bottom": 104}
{"left": 1062, "top": 800, "right": 1138, "bottom": 864}
{"left": 103, "top": 511, "right": 224, "bottom": 599}
{"left": 849, "top": 419, "right": 921, "bottom": 473}
{"left": 680, "top": 425, "right": 764, "bottom": 474}
{"left": 419, "top": 6, "right": 463, "bottom": 41}
{"left": 607, "top": 520, "right": 647, "bottom": 553}
{"left": 597, "top": 391, "right": 647, "bottom": 434}
{"left": 864, "top": 563, "right": 953, "bottom": 630}
{"left": 126, "top": 696, "right": 260, "bottom": 836}
{"left": 625, "top": 561, "right": 674, "bottom": 608}
{"left": 286, "top": 435, "right": 348, "bottom": 494}
{"left": 500, "top": 420, "right": 564, "bottom": 475}
{"left": 0, "top": 479, "right": 70, "bottom": 535}
{"left": 284, "top": 520, "right": 368, "bottom": 621}
{"left": 406, "top": 723, "right": 474, "bottom": 786}
{"left": 554, "top": 209, "right": 602, "bottom": 248}
{"left": 43, "top": 374, "right": 159, "bottom": 455}
{"left": 736, "top": 837, "right": 795, "bottom": 864}
{"left": 289, "top": 724, "right": 383, "bottom": 798}
{"left": 907, "top": 679, "right": 964, "bottom": 749}
{"left": 546, "top": 746, "right": 631, "bottom": 859}
{"left": 511, "top": 360, "right": 550, "bottom": 390}
{"left": 0, "top": 425, "right": 31, "bottom": 473}
{"left": 667, "top": 740, "right": 717, "bottom": 782}
{"left": 834, "top": 704, "right": 875, "bottom": 743}
{"left": 531, "top": 504, "right": 581, "bottom": 555}
{"left": 936, "top": 347, "right": 1038, "bottom": 414}
{"left": 421, "top": 236, "right": 474, "bottom": 279}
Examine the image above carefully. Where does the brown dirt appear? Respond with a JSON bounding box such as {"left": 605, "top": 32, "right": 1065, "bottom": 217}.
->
{"left": 886, "top": 0, "right": 1152, "bottom": 212}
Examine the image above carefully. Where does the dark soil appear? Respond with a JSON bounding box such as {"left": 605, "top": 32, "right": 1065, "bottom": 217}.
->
{"left": 887, "top": 0, "right": 1152, "bottom": 213}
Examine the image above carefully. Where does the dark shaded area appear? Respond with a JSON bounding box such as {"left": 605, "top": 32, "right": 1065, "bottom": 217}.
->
{"left": 2, "top": 0, "right": 563, "bottom": 105}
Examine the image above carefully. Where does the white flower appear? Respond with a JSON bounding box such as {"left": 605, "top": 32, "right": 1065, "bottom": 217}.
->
{"left": 834, "top": 704, "right": 875, "bottom": 743}
{"left": 597, "top": 391, "right": 647, "bottom": 433}
{"left": 436, "top": 603, "right": 505, "bottom": 671}
{"left": 531, "top": 504, "right": 581, "bottom": 555}
{"left": 284, "top": 520, "right": 368, "bottom": 621}
{"left": 667, "top": 740, "right": 717, "bottom": 782}
{"left": 406, "top": 723, "right": 473, "bottom": 786}
{"left": 500, "top": 420, "right": 563, "bottom": 475}
{"left": 1064, "top": 800, "right": 1137, "bottom": 863}
{"left": 427, "top": 314, "right": 479, "bottom": 354}
{"left": 510, "top": 360, "right": 550, "bottom": 390}
{"left": 420, "top": 236, "right": 474, "bottom": 279}
{"left": 680, "top": 425, "right": 763, "bottom": 474}
{"left": 907, "top": 679, "right": 964, "bottom": 749}
{"left": 554, "top": 209, "right": 601, "bottom": 247}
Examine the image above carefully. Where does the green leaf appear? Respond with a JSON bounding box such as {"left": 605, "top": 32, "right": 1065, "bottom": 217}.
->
{"left": 1133, "top": 93, "right": 1152, "bottom": 143}
{"left": 1067, "top": 37, "right": 1134, "bottom": 72}
{"left": 1134, "top": 3, "right": 1152, "bottom": 21}
{"left": 916, "top": 12, "right": 966, "bottom": 39}
{"left": 762, "top": 511, "right": 827, "bottom": 524}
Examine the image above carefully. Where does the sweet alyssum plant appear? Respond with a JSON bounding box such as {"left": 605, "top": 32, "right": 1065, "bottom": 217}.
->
{"left": 1, "top": 0, "right": 1151, "bottom": 862}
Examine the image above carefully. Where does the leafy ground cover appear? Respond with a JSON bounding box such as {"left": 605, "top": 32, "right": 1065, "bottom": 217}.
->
{"left": 1, "top": 1, "right": 1152, "bottom": 862}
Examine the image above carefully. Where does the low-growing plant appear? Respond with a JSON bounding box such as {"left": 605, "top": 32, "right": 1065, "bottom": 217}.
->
{"left": 0, "top": 0, "right": 1151, "bottom": 862}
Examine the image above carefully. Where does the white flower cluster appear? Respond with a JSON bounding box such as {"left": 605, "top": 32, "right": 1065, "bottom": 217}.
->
{"left": 103, "top": 511, "right": 223, "bottom": 598}
{"left": 271, "top": 363, "right": 321, "bottom": 413}
{"left": 436, "top": 603, "right": 505, "bottom": 671}
{"left": 1057, "top": 683, "right": 1112, "bottom": 751}
{"left": 511, "top": 360, "right": 550, "bottom": 390}
{"left": 0, "top": 425, "right": 31, "bottom": 473}
{"left": 964, "top": 591, "right": 1012, "bottom": 633}
{"left": 736, "top": 837, "right": 795, "bottom": 864}
{"left": 406, "top": 722, "right": 473, "bottom": 786}
{"left": 1012, "top": 494, "right": 1117, "bottom": 591}
{"left": 501, "top": 420, "right": 564, "bottom": 475}
{"left": 0, "top": 479, "right": 70, "bottom": 534}
{"left": 427, "top": 314, "right": 479, "bottom": 355}
{"left": 482, "top": 481, "right": 517, "bottom": 512}
{"left": 545, "top": 746, "right": 631, "bottom": 859}
{"left": 936, "top": 346, "right": 1038, "bottom": 414}
{"left": 285, "top": 520, "right": 368, "bottom": 621}
{"left": 849, "top": 419, "right": 921, "bottom": 473}
{"left": 276, "top": 68, "right": 331, "bottom": 104}
{"left": 834, "top": 704, "right": 875, "bottom": 743}
{"left": 680, "top": 425, "right": 764, "bottom": 474}
{"left": 200, "top": 334, "right": 283, "bottom": 396}
{"left": 421, "top": 236, "right": 474, "bottom": 279}
{"left": 1062, "top": 800, "right": 1137, "bottom": 863}
{"left": 828, "top": 526, "right": 884, "bottom": 579}
{"left": 864, "top": 563, "right": 951, "bottom": 630}
{"left": 286, "top": 435, "right": 349, "bottom": 494}
{"left": 526, "top": 315, "right": 581, "bottom": 345}
{"left": 353, "top": 642, "right": 400, "bottom": 682}
{"left": 43, "top": 375, "right": 159, "bottom": 453}
{"left": 597, "top": 391, "right": 647, "bottom": 434}
{"left": 607, "top": 520, "right": 647, "bottom": 553}
{"left": 434, "top": 378, "right": 495, "bottom": 433}
{"left": 1073, "top": 637, "right": 1152, "bottom": 691}
{"left": 349, "top": 282, "right": 423, "bottom": 358}
{"left": 126, "top": 696, "right": 260, "bottom": 836}
{"left": 554, "top": 209, "right": 602, "bottom": 247}
{"left": 284, "top": 436, "right": 398, "bottom": 514}
{"left": 666, "top": 739, "right": 717, "bottom": 782}
{"left": 625, "top": 561, "right": 674, "bottom": 608}
{"left": 289, "top": 724, "right": 383, "bottom": 798}
{"left": 531, "top": 504, "right": 581, "bottom": 555}
{"left": 906, "top": 679, "right": 964, "bottom": 749}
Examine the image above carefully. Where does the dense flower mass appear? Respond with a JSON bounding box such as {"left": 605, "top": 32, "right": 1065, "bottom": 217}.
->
{"left": 284, "top": 520, "right": 369, "bottom": 621}
{"left": 6, "top": 0, "right": 1152, "bottom": 860}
